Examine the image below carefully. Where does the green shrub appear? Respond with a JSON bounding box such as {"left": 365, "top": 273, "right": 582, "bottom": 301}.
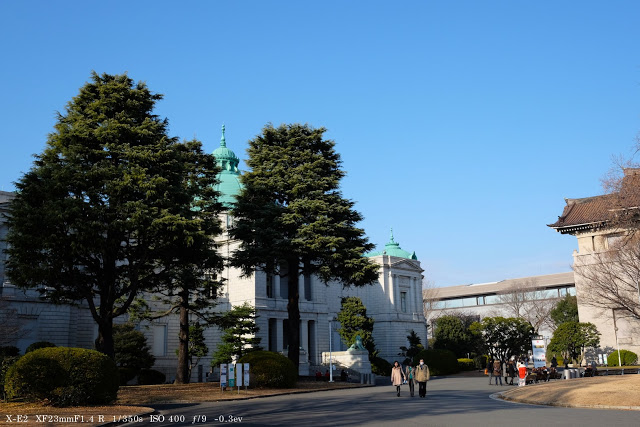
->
{"left": 237, "top": 351, "right": 297, "bottom": 388}
{"left": 608, "top": 349, "right": 638, "bottom": 367}
{"left": 5, "top": 347, "right": 119, "bottom": 406}
{"left": 137, "top": 369, "right": 166, "bottom": 385}
{"left": 1, "top": 356, "right": 20, "bottom": 401}
{"left": 118, "top": 367, "right": 138, "bottom": 386}
{"left": 473, "top": 355, "right": 488, "bottom": 370}
{"left": 457, "top": 358, "right": 475, "bottom": 371}
{"left": 25, "top": 342, "right": 57, "bottom": 354}
{"left": 0, "top": 346, "right": 20, "bottom": 358}
{"left": 412, "top": 349, "right": 459, "bottom": 376}
{"left": 371, "top": 356, "right": 392, "bottom": 376}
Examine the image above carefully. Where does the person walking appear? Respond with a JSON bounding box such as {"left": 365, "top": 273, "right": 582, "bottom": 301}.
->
{"left": 405, "top": 364, "right": 416, "bottom": 397}
{"left": 391, "top": 361, "right": 406, "bottom": 397}
{"left": 493, "top": 358, "right": 503, "bottom": 385}
{"left": 415, "top": 359, "right": 430, "bottom": 398}
{"left": 487, "top": 357, "right": 494, "bottom": 385}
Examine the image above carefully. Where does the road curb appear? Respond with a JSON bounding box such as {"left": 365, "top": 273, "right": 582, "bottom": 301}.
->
{"left": 494, "top": 391, "right": 640, "bottom": 411}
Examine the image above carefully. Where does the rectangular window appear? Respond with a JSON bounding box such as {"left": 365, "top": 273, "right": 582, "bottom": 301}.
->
{"left": 304, "top": 274, "right": 312, "bottom": 301}
{"left": 152, "top": 324, "right": 167, "bottom": 357}
{"left": 266, "top": 274, "right": 274, "bottom": 298}
{"left": 279, "top": 263, "right": 288, "bottom": 299}
{"left": 283, "top": 319, "right": 290, "bottom": 351}
{"left": 400, "top": 291, "right": 407, "bottom": 312}
{"left": 268, "top": 318, "right": 277, "bottom": 352}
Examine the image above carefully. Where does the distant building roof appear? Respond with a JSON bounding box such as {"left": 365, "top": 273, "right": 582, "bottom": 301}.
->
{"left": 548, "top": 168, "right": 640, "bottom": 234}
{"left": 432, "top": 272, "right": 575, "bottom": 299}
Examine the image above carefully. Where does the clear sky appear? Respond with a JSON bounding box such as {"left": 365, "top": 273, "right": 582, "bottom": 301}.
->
{"left": 1, "top": 1, "right": 639, "bottom": 287}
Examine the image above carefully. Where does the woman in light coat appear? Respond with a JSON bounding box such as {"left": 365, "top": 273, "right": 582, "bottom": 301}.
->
{"left": 390, "top": 361, "right": 406, "bottom": 397}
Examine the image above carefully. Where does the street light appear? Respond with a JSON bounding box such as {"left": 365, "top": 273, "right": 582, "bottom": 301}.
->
{"left": 612, "top": 308, "right": 624, "bottom": 375}
{"left": 328, "top": 320, "right": 334, "bottom": 382}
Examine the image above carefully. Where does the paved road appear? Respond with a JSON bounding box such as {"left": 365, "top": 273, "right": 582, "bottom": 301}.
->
{"left": 130, "top": 377, "right": 639, "bottom": 426}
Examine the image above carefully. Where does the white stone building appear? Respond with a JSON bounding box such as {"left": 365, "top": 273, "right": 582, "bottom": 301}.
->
{"left": 0, "top": 129, "right": 428, "bottom": 381}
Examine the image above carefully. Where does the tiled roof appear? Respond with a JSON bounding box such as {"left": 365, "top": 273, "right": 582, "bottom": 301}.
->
{"left": 548, "top": 169, "right": 640, "bottom": 232}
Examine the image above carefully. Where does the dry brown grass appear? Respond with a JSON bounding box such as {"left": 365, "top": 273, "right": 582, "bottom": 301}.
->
{"left": 0, "top": 381, "right": 366, "bottom": 426}
{"left": 500, "top": 375, "right": 640, "bottom": 409}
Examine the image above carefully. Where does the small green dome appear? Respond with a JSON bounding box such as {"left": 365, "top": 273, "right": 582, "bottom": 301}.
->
{"left": 365, "top": 229, "right": 417, "bottom": 260}
{"left": 212, "top": 125, "right": 243, "bottom": 209}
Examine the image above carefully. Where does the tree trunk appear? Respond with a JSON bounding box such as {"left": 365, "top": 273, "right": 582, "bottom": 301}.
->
{"left": 286, "top": 258, "right": 301, "bottom": 370}
{"left": 95, "top": 319, "right": 115, "bottom": 359}
{"left": 175, "top": 291, "right": 190, "bottom": 384}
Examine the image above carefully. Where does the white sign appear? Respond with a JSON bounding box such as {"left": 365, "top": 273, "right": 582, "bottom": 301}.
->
{"left": 531, "top": 338, "right": 546, "bottom": 368}
{"left": 220, "top": 364, "right": 227, "bottom": 389}
{"left": 243, "top": 363, "right": 250, "bottom": 387}
{"left": 236, "top": 363, "right": 243, "bottom": 387}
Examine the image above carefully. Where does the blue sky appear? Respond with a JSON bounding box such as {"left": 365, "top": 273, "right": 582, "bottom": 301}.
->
{"left": 1, "top": 1, "right": 639, "bottom": 287}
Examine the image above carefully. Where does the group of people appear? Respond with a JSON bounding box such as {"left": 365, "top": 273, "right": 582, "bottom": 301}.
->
{"left": 390, "top": 359, "right": 430, "bottom": 398}
{"left": 486, "top": 356, "right": 532, "bottom": 387}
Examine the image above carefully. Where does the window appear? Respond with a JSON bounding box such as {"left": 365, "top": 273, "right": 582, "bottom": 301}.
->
{"left": 400, "top": 292, "right": 407, "bottom": 312}
{"left": 268, "top": 318, "right": 277, "bottom": 352}
{"left": 279, "top": 263, "right": 288, "bottom": 299}
{"left": 152, "top": 325, "right": 167, "bottom": 357}
{"left": 304, "top": 274, "right": 312, "bottom": 301}
{"left": 266, "top": 273, "right": 274, "bottom": 298}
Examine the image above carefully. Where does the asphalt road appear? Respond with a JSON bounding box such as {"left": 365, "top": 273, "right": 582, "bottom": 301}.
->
{"left": 124, "top": 376, "right": 640, "bottom": 426}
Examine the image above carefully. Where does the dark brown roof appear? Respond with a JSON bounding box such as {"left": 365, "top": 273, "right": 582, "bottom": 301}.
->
{"left": 549, "top": 168, "right": 640, "bottom": 232}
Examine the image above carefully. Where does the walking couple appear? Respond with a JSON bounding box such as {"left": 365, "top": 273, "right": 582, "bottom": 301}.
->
{"left": 391, "top": 359, "right": 430, "bottom": 398}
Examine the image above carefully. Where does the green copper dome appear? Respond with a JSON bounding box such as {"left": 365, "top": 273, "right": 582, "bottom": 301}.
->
{"left": 365, "top": 229, "right": 417, "bottom": 260}
{"left": 212, "top": 125, "right": 243, "bottom": 209}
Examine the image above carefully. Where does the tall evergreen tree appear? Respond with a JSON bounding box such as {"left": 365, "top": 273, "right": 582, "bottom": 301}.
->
{"left": 5, "top": 72, "right": 223, "bottom": 363}
{"left": 230, "top": 123, "right": 379, "bottom": 368}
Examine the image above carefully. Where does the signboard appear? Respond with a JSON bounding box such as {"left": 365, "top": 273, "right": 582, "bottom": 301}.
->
{"left": 531, "top": 338, "right": 546, "bottom": 368}
{"left": 229, "top": 364, "right": 236, "bottom": 387}
{"left": 220, "top": 364, "right": 227, "bottom": 389}
{"left": 243, "top": 363, "right": 250, "bottom": 387}
{"left": 236, "top": 364, "right": 243, "bottom": 387}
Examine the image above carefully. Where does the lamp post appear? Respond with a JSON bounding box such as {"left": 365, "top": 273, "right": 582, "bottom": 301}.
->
{"left": 612, "top": 308, "right": 624, "bottom": 375}
{"left": 328, "top": 320, "right": 334, "bottom": 382}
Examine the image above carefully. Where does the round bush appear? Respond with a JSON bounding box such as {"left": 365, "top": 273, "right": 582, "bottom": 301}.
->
{"left": 5, "top": 347, "right": 119, "bottom": 406}
{"left": 457, "top": 358, "right": 475, "bottom": 371}
{"left": 137, "top": 369, "right": 166, "bottom": 385}
{"left": 371, "top": 356, "right": 392, "bottom": 376}
{"left": 238, "top": 351, "right": 297, "bottom": 388}
{"left": 118, "top": 367, "right": 138, "bottom": 385}
{"left": 25, "top": 341, "right": 57, "bottom": 354}
{"left": 608, "top": 349, "right": 638, "bottom": 367}
{"left": 412, "top": 349, "right": 460, "bottom": 376}
{"left": 1, "top": 355, "right": 20, "bottom": 400}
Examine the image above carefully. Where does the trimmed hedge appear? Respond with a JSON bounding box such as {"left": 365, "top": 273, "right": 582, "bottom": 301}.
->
{"left": 1, "top": 356, "right": 20, "bottom": 400}
{"left": 608, "top": 349, "right": 638, "bottom": 367}
{"left": 412, "top": 349, "right": 460, "bottom": 376}
{"left": 371, "top": 356, "right": 392, "bottom": 376}
{"left": 238, "top": 351, "right": 297, "bottom": 388}
{"left": 138, "top": 369, "right": 166, "bottom": 385}
{"left": 457, "top": 358, "right": 475, "bottom": 371}
{"left": 5, "top": 347, "right": 119, "bottom": 406}
{"left": 25, "top": 342, "right": 57, "bottom": 354}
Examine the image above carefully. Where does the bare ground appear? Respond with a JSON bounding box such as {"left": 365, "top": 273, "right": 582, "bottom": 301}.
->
{"left": 499, "top": 375, "right": 640, "bottom": 409}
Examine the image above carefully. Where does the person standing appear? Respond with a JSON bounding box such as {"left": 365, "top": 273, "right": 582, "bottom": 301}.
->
{"left": 415, "top": 359, "right": 430, "bottom": 398}
{"left": 405, "top": 364, "right": 416, "bottom": 397}
{"left": 507, "top": 359, "right": 516, "bottom": 385}
{"left": 493, "top": 358, "right": 503, "bottom": 385}
{"left": 517, "top": 360, "right": 527, "bottom": 387}
{"left": 391, "top": 361, "right": 406, "bottom": 397}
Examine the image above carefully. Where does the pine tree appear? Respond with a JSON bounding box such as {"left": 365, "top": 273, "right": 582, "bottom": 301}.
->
{"left": 230, "top": 123, "right": 379, "bottom": 368}
{"left": 5, "top": 72, "right": 224, "bottom": 362}
{"left": 336, "top": 297, "right": 377, "bottom": 357}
